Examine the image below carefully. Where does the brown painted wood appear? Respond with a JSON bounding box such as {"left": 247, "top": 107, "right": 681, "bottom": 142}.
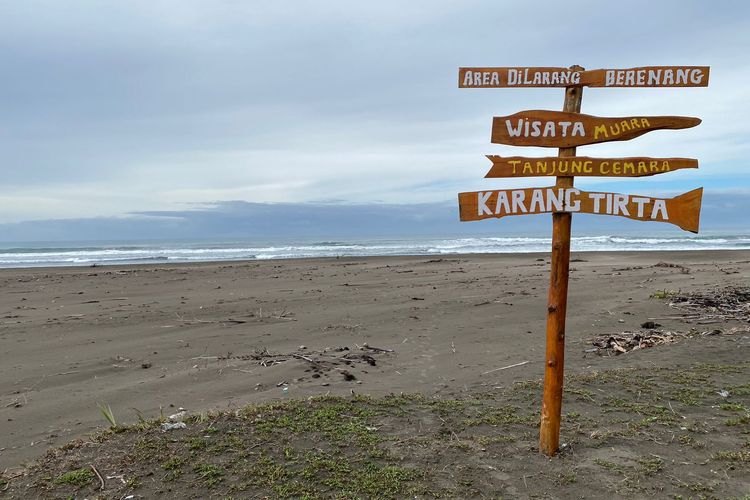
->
{"left": 538, "top": 79, "right": 581, "bottom": 457}
{"left": 491, "top": 110, "right": 701, "bottom": 148}
{"left": 485, "top": 156, "right": 698, "bottom": 178}
{"left": 459, "top": 66, "right": 710, "bottom": 88}
{"left": 458, "top": 187, "right": 703, "bottom": 233}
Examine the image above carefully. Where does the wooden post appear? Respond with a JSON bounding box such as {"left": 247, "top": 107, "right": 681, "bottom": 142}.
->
{"left": 539, "top": 65, "right": 584, "bottom": 456}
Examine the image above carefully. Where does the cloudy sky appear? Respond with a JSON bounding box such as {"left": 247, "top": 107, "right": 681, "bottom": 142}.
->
{"left": 1, "top": 0, "right": 749, "bottom": 234}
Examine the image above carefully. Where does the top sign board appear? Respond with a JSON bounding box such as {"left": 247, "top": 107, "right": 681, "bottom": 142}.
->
{"left": 459, "top": 66, "right": 710, "bottom": 88}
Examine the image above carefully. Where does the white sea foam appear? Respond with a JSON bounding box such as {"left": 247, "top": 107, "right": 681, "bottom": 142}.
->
{"left": 0, "top": 234, "right": 748, "bottom": 268}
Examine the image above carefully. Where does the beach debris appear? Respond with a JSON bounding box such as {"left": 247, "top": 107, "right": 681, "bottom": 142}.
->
{"left": 659, "top": 286, "right": 750, "bottom": 323}
{"left": 208, "top": 344, "right": 394, "bottom": 383}
{"left": 482, "top": 360, "right": 530, "bottom": 375}
{"left": 590, "top": 330, "right": 695, "bottom": 354}
{"left": 653, "top": 261, "right": 691, "bottom": 273}
{"left": 161, "top": 422, "right": 187, "bottom": 431}
{"left": 589, "top": 326, "right": 749, "bottom": 355}
{"left": 361, "top": 343, "right": 394, "bottom": 353}
{"left": 640, "top": 321, "right": 661, "bottom": 329}
{"left": 168, "top": 410, "right": 187, "bottom": 422}
{"left": 718, "top": 390, "right": 730, "bottom": 398}
{"left": 90, "top": 464, "right": 105, "bottom": 490}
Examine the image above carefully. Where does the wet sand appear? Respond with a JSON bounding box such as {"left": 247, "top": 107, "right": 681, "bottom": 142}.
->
{"left": 1, "top": 250, "right": 748, "bottom": 468}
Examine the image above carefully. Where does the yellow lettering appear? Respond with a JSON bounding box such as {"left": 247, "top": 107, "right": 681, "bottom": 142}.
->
{"left": 609, "top": 123, "right": 621, "bottom": 136}
{"left": 600, "top": 161, "right": 611, "bottom": 175}
{"left": 523, "top": 162, "right": 533, "bottom": 174}
{"left": 620, "top": 120, "right": 631, "bottom": 131}
{"left": 662, "top": 160, "right": 670, "bottom": 171}
{"left": 594, "top": 124, "right": 608, "bottom": 139}
{"left": 571, "top": 160, "right": 583, "bottom": 174}
{"left": 638, "top": 161, "right": 647, "bottom": 174}
{"left": 536, "top": 161, "right": 548, "bottom": 175}
{"left": 641, "top": 118, "right": 650, "bottom": 127}
{"left": 649, "top": 161, "right": 659, "bottom": 173}
{"left": 508, "top": 159, "right": 521, "bottom": 174}
{"left": 623, "top": 162, "right": 635, "bottom": 175}
{"left": 631, "top": 118, "right": 639, "bottom": 129}
{"left": 612, "top": 162, "right": 621, "bottom": 175}
{"left": 583, "top": 160, "right": 592, "bottom": 173}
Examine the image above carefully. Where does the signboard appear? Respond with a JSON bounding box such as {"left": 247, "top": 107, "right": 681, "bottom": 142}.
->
{"left": 491, "top": 110, "right": 701, "bottom": 148}
{"left": 459, "top": 66, "right": 710, "bottom": 88}
{"left": 458, "top": 187, "right": 702, "bottom": 233}
{"left": 484, "top": 156, "right": 698, "bottom": 178}
{"left": 455, "top": 63, "right": 709, "bottom": 457}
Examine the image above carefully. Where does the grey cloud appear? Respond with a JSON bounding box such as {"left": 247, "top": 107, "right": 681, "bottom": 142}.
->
{"left": 0, "top": 189, "right": 747, "bottom": 243}
{"left": 0, "top": 1, "right": 748, "bottom": 220}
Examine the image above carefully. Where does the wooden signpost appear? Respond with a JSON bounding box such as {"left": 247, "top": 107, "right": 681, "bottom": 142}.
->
{"left": 458, "top": 187, "right": 702, "bottom": 233}
{"left": 459, "top": 66, "right": 710, "bottom": 88}
{"left": 456, "top": 64, "right": 708, "bottom": 456}
{"left": 491, "top": 110, "right": 701, "bottom": 148}
{"left": 485, "top": 156, "right": 698, "bottom": 178}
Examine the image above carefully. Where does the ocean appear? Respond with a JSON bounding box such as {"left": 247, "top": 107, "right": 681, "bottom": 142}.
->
{"left": 1, "top": 232, "right": 749, "bottom": 268}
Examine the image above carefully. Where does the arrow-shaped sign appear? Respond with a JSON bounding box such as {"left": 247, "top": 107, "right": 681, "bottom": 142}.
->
{"left": 459, "top": 66, "right": 710, "bottom": 88}
{"left": 458, "top": 187, "right": 702, "bottom": 233}
{"left": 491, "top": 110, "right": 701, "bottom": 148}
{"left": 484, "top": 156, "right": 698, "bottom": 178}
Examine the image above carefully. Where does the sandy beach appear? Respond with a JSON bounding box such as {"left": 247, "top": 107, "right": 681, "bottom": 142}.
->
{"left": 1, "top": 250, "right": 749, "bottom": 472}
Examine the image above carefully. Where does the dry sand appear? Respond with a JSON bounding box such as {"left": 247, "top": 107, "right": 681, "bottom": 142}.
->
{"left": 1, "top": 250, "right": 749, "bottom": 469}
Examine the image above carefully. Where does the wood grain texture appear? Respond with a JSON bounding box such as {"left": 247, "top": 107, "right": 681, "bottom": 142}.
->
{"left": 457, "top": 187, "right": 703, "bottom": 233}
{"left": 485, "top": 156, "right": 698, "bottom": 178}
{"left": 459, "top": 66, "right": 710, "bottom": 88}
{"left": 491, "top": 110, "right": 701, "bottom": 148}
{"left": 538, "top": 79, "right": 582, "bottom": 457}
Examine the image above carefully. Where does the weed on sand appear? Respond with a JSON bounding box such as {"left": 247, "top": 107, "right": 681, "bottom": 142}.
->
{"left": 2, "top": 361, "right": 749, "bottom": 498}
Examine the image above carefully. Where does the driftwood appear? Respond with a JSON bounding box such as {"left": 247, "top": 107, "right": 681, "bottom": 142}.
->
{"left": 589, "top": 326, "right": 748, "bottom": 355}
{"left": 214, "top": 344, "right": 394, "bottom": 375}
{"left": 666, "top": 286, "right": 750, "bottom": 323}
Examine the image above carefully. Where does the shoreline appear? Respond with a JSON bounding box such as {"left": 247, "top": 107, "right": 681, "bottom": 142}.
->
{"left": 2, "top": 248, "right": 750, "bottom": 273}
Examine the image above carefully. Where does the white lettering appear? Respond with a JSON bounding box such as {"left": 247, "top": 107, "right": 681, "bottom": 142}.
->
{"left": 589, "top": 193, "right": 606, "bottom": 213}
{"left": 648, "top": 69, "right": 661, "bottom": 86}
{"left": 651, "top": 199, "right": 668, "bottom": 220}
{"left": 529, "top": 189, "right": 545, "bottom": 212}
{"left": 508, "top": 69, "right": 519, "bottom": 85}
{"left": 559, "top": 121, "right": 571, "bottom": 137}
{"left": 478, "top": 192, "right": 492, "bottom": 215}
{"left": 676, "top": 69, "right": 689, "bottom": 85}
{"left": 631, "top": 197, "right": 650, "bottom": 217}
{"left": 565, "top": 188, "right": 581, "bottom": 212}
{"left": 495, "top": 192, "right": 511, "bottom": 214}
{"left": 543, "top": 121, "right": 555, "bottom": 137}
{"left": 613, "top": 194, "right": 629, "bottom": 216}
{"left": 512, "top": 191, "right": 527, "bottom": 213}
{"left": 547, "top": 188, "right": 564, "bottom": 212}
{"left": 531, "top": 121, "right": 542, "bottom": 137}
{"left": 506, "top": 119, "right": 523, "bottom": 137}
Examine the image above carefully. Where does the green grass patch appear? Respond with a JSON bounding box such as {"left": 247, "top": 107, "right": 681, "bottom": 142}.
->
{"left": 53, "top": 467, "right": 94, "bottom": 488}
